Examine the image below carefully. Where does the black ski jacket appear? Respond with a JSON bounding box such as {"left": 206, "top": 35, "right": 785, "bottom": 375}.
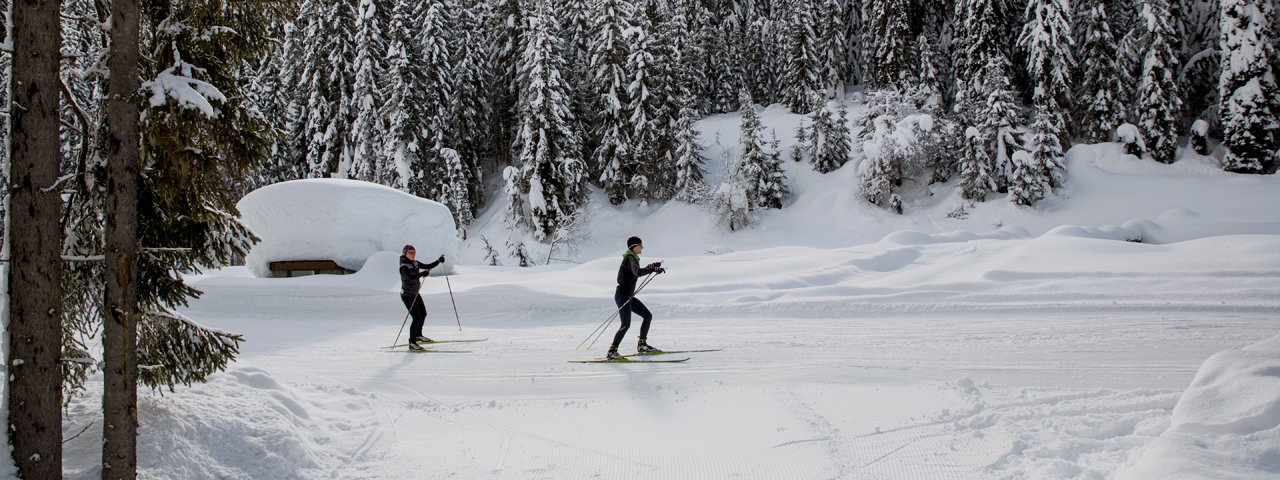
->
{"left": 616, "top": 252, "right": 655, "bottom": 296}
{"left": 400, "top": 256, "right": 442, "bottom": 295}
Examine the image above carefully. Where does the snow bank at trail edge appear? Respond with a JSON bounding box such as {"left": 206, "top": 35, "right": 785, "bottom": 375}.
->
{"left": 1116, "top": 334, "right": 1280, "bottom": 480}
{"left": 237, "top": 178, "right": 458, "bottom": 277}
{"left": 61, "top": 367, "right": 380, "bottom": 479}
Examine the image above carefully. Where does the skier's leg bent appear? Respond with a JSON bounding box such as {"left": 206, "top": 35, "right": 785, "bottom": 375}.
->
{"left": 610, "top": 291, "right": 632, "bottom": 352}
{"left": 632, "top": 298, "right": 653, "bottom": 340}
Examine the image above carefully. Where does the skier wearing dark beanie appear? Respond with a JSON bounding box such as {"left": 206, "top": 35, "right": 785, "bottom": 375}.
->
{"left": 608, "top": 236, "right": 666, "bottom": 359}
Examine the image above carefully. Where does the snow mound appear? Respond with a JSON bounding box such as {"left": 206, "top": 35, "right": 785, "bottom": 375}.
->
{"left": 1116, "top": 334, "right": 1280, "bottom": 480}
{"left": 62, "top": 367, "right": 381, "bottom": 480}
{"left": 238, "top": 179, "right": 457, "bottom": 277}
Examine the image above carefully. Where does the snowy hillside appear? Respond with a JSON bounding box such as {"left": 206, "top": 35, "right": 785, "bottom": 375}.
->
{"left": 43, "top": 103, "right": 1280, "bottom": 479}
{"left": 461, "top": 102, "right": 1280, "bottom": 264}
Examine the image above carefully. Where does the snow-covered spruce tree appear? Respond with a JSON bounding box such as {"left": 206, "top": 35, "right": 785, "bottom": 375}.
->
{"left": 832, "top": 102, "right": 855, "bottom": 166}
{"left": 627, "top": 0, "right": 680, "bottom": 203}
{"left": 511, "top": 14, "right": 588, "bottom": 241}
{"left": 744, "top": 16, "right": 779, "bottom": 105}
{"left": 299, "top": 0, "right": 357, "bottom": 178}
{"left": 978, "top": 56, "right": 1023, "bottom": 193}
{"left": 736, "top": 89, "right": 771, "bottom": 208}
{"left": 1137, "top": 0, "right": 1184, "bottom": 164}
{"left": 95, "top": 0, "right": 288, "bottom": 392}
{"left": 708, "top": 10, "right": 750, "bottom": 113}
{"left": 1219, "top": 0, "right": 1280, "bottom": 174}
{"left": 1015, "top": 112, "right": 1063, "bottom": 205}
{"left": 805, "top": 92, "right": 853, "bottom": 173}
{"left": 560, "top": 0, "right": 593, "bottom": 158}
{"left": 245, "top": 19, "right": 303, "bottom": 188}
{"left": 817, "top": 0, "right": 848, "bottom": 97}
{"left": 792, "top": 118, "right": 809, "bottom": 162}
{"left": 779, "top": 0, "right": 823, "bottom": 112}
{"left": 759, "top": 131, "right": 792, "bottom": 209}
{"left": 916, "top": 34, "right": 943, "bottom": 112}
{"left": 403, "top": 0, "right": 460, "bottom": 202}
{"left": 439, "top": 144, "right": 475, "bottom": 229}
{"left": 1009, "top": 149, "right": 1048, "bottom": 206}
{"left": 588, "top": 0, "right": 635, "bottom": 205}
{"left": 959, "top": 125, "right": 995, "bottom": 201}
{"left": 384, "top": 0, "right": 429, "bottom": 191}
{"left": 451, "top": 0, "right": 493, "bottom": 214}
{"left": 487, "top": 0, "right": 524, "bottom": 165}
{"left": 952, "top": 0, "right": 1021, "bottom": 198}
{"left": 844, "top": 0, "right": 865, "bottom": 86}
{"left": 952, "top": 0, "right": 1009, "bottom": 111}
{"left": 866, "top": 0, "right": 915, "bottom": 90}
{"left": 1019, "top": 0, "right": 1074, "bottom": 151}
{"left": 675, "top": 0, "right": 714, "bottom": 112}
{"left": 347, "top": 0, "right": 388, "bottom": 181}
{"left": 1076, "top": 3, "right": 1128, "bottom": 143}
{"left": 803, "top": 92, "right": 835, "bottom": 172}
{"left": 672, "top": 103, "right": 710, "bottom": 202}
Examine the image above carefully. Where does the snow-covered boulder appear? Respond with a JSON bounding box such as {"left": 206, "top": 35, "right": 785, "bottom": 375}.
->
{"left": 237, "top": 179, "right": 457, "bottom": 278}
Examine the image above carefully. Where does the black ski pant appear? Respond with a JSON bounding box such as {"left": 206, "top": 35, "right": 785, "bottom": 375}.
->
{"left": 610, "top": 290, "right": 652, "bottom": 350}
{"left": 401, "top": 293, "right": 428, "bottom": 341}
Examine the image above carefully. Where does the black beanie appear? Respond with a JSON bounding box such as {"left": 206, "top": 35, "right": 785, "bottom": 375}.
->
{"left": 627, "top": 236, "right": 643, "bottom": 248}
{"left": 402, "top": 244, "right": 415, "bottom": 254}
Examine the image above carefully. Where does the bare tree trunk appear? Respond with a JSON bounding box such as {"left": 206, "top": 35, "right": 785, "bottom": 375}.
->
{"left": 102, "top": 0, "right": 142, "bottom": 477}
{"left": 5, "top": 0, "right": 65, "bottom": 477}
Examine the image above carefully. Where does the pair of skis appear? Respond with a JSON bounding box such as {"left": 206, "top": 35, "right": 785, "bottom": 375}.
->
{"left": 381, "top": 338, "right": 487, "bottom": 353}
{"left": 568, "top": 349, "right": 722, "bottom": 364}
{"left": 381, "top": 339, "right": 720, "bottom": 363}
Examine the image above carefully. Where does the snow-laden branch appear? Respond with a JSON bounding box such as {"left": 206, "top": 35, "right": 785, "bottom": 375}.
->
{"left": 141, "top": 53, "right": 226, "bottom": 118}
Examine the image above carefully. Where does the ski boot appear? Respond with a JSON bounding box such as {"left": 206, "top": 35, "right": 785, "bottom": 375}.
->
{"left": 412, "top": 336, "right": 433, "bottom": 344}
{"left": 637, "top": 338, "right": 661, "bottom": 354}
{"left": 606, "top": 347, "right": 624, "bottom": 360}
{"left": 407, "top": 342, "right": 426, "bottom": 351}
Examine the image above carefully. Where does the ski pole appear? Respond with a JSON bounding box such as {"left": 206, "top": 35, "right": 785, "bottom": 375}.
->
{"left": 445, "top": 275, "right": 462, "bottom": 331}
{"left": 577, "top": 273, "right": 658, "bottom": 350}
{"left": 392, "top": 294, "right": 420, "bottom": 347}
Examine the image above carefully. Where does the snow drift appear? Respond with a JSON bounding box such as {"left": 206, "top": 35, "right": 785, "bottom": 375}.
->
{"left": 237, "top": 179, "right": 458, "bottom": 277}
{"left": 1116, "top": 334, "right": 1280, "bottom": 480}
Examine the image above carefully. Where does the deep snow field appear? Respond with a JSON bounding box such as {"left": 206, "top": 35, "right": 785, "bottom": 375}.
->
{"left": 10, "top": 101, "right": 1280, "bottom": 479}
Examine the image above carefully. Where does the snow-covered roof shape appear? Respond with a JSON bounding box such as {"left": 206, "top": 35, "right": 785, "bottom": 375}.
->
{"left": 237, "top": 178, "right": 457, "bottom": 278}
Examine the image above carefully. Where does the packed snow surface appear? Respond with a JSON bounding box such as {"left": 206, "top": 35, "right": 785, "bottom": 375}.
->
{"left": 27, "top": 103, "right": 1280, "bottom": 479}
{"left": 237, "top": 178, "right": 457, "bottom": 277}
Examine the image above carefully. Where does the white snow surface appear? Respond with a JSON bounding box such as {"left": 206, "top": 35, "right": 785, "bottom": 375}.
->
{"left": 29, "top": 100, "right": 1280, "bottom": 479}
{"left": 237, "top": 178, "right": 458, "bottom": 277}
{"left": 1115, "top": 334, "right": 1280, "bottom": 480}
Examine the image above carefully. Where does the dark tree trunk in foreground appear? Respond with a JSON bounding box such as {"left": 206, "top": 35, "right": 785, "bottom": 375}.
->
{"left": 6, "top": 0, "right": 66, "bottom": 477}
{"left": 102, "top": 0, "right": 143, "bottom": 477}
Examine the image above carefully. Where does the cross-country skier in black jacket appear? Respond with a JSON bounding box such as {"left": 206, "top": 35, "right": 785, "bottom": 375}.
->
{"left": 400, "top": 244, "right": 444, "bottom": 351}
{"left": 608, "top": 236, "right": 666, "bottom": 359}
